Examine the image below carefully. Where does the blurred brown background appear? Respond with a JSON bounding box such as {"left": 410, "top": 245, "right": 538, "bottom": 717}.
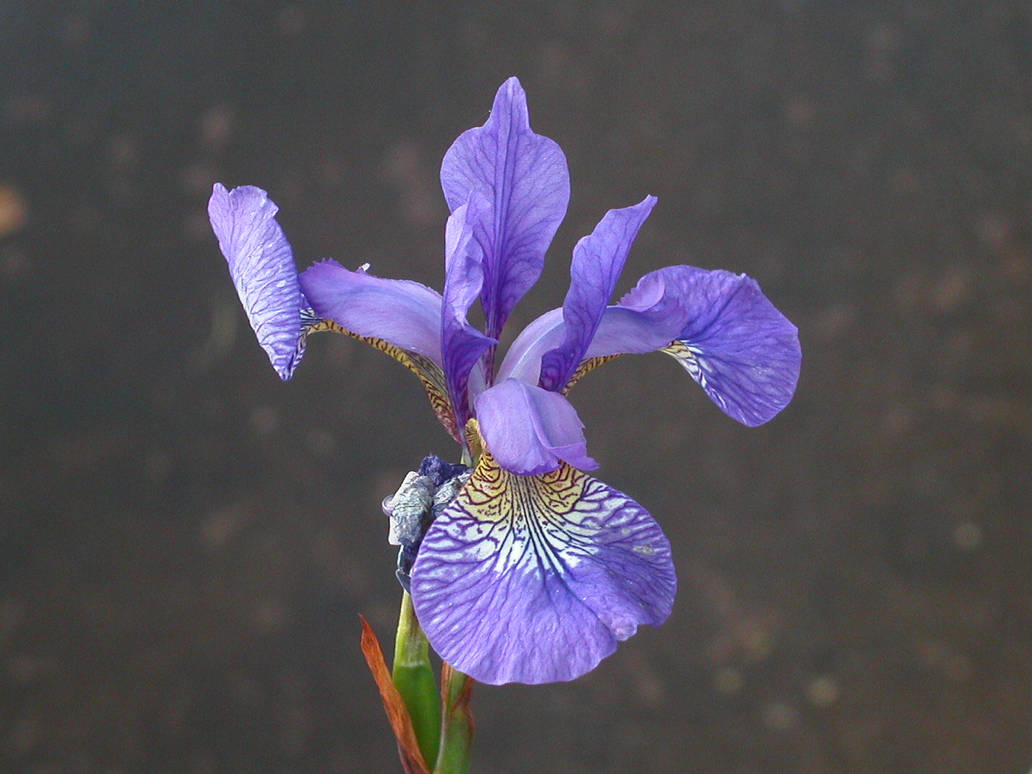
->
{"left": 2, "top": 2, "right": 1030, "bottom": 772}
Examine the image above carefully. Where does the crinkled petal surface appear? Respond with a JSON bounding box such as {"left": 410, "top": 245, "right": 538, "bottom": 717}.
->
{"left": 440, "top": 77, "right": 570, "bottom": 339}
{"left": 649, "top": 266, "right": 801, "bottom": 426}
{"left": 299, "top": 260, "right": 444, "bottom": 365}
{"left": 208, "top": 183, "right": 305, "bottom": 380}
{"left": 537, "top": 196, "right": 657, "bottom": 392}
{"left": 475, "top": 378, "right": 596, "bottom": 475}
{"left": 442, "top": 194, "right": 496, "bottom": 428}
{"left": 410, "top": 451, "right": 676, "bottom": 685}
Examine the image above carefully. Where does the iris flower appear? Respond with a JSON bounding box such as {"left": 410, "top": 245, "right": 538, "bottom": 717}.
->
{"left": 208, "top": 77, "right": 800, "bottom": 686}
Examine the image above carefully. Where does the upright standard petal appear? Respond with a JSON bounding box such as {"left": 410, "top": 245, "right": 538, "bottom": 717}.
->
{"left": 410, "top": 448, "right": 676, "bottom": 685}
{"left": 497, "top": 250, "right": 682, "bottom": 387}
{"left": 475, "top": 378, "right": 597, "bottom": 475}
{"left": 537, "top": 196, "right": 657, "bottom": 392}
{"left": 300, "top": 260, "right": 444, "bottom": 364}
{"left": 208, "top": 183, "right": 305, "bottom": 380}
{"left": 440, "top": 77, "right": 570, "bottom": 339}
{"left": 441, "top": 194, "right": 496, "bottom": 430}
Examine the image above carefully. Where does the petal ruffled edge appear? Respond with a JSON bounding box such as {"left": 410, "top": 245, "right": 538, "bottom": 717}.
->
{"left": 208, "top": 183, "right": 305, "bottom": 380}
{"left": 474, "top": 378, "right": 597, "bottom": 475}
{"left": 410, "top": 446, "right": 676, "bottom": 685}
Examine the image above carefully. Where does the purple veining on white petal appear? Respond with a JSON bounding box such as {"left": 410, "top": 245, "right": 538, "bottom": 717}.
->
{"left": 410, "top": 462, "right": 676, "bottom": 685}
{"left": 208, "top": 183, "right": 305, "bottom": 380}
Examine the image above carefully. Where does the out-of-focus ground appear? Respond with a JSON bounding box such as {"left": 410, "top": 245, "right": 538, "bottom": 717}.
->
{"left": 2, "top": 3, "right": 1030, "bottom": 773}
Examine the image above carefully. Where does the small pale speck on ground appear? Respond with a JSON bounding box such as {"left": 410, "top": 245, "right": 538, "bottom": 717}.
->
{"left": 307, "top": 428, "right": 337, "bottom": 458}
{"left": 0, "top": 184, "right": 28, "bottom": 238}
{"left": 200, "top": 503, "right": 253, "bottom": 551}
{"left": 812, "top": 303, "right": 856, "bottom": 341}
{"left": 743, "top": 626, "right": 774, "bottom": 663}
{"left": 713, "top": 666, "right": 744, "bottom": 695}
{"left": 0, "top": 246, "right": 29, "bottom": 279}
{"left": 931, "top": 266, "right": 972, "bottom": 313}
{"left": 180, "top": 162, "right": 218, "bottom": 196}
{"left": 277, "top": 5, "right": 307, "bottom": 36}
{"left": 806, "top": 675, "right": 840, "bottom": 708}
{"left": 249, "top": 405, "right": 280, "bottom": 436}
{"left": 143, "top": 448, "right": 173, "bottom": 484}
{"left": 106, "top": 134, "right": 139, "bottom": 170}
{"left": 761, "top": 701, "right": 798, "bottom": 731}
{"left": 253, "top": 598, "right": 288, "bottom": 634}
{"left": 952, "top": 521, "right": 983, "bottom": 551}
{"left": 783, "top": 95, "right": 816, "bottom": 130}
{"left": 57, "top": 13, "right": 91, "bottom": 47}
{"left": 199, "top": 105, "right": 235, "bottom": 150}
{"left": 916, "top": 640, "right": 973, "bottom": 682}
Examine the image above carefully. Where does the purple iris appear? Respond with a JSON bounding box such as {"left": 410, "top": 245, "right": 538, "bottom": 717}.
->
{"left": 208, "top": 77, "right": 801, "bottom": 685}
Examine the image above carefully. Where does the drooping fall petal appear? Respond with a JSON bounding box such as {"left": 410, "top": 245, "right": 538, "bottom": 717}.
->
{"left": 410, "top": 450, "right": 675, "bottom": 685}
{"left": 630, "top": 267, "right": 801, "bottom": 426}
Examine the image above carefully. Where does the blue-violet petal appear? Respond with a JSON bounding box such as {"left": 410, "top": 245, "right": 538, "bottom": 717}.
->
{"left": 441, "top": 193, "right": 496, "bottom": 428}
{"left": 299, "top": 260, "right": 445, "bottom": 365}
{"left": 410, "top": 453, "right": 676, "bottom": 685}
{"left": 609, "top": 266, "right": 800, "bottom": 426}
{"left": 475, "top": 378, "right": 596, "bottom": 475}
{"left": 208, "top": 183, "right": 305, "bottom": 380}
{"left": 538, "top": 196, "right": 656, "bottom": 392}
{"left": 440, "top": 76, "right": 570, "bottom": 339}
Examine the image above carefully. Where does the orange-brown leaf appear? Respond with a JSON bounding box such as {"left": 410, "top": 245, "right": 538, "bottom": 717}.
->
{"left": 359, "top": 616, "right": 430, "bottom": 774}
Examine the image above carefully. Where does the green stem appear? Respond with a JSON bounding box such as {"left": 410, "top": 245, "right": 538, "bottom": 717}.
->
{"left": 392, "top": 591, "right": 441, "bottom": 768}
{"left": 433, "top": 664, "right": 474, "bottom": 774}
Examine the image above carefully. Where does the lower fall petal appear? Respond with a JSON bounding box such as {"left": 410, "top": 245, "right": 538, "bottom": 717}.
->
{"left": 653, "top": 267, "right": 801, "bottom": 426}
{"left": 409, "top": 450, "right": 676, "bottom": 685}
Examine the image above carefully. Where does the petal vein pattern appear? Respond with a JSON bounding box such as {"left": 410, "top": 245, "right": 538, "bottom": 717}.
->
{"left": 410, "top": 448, "right": 676, "bottom": 685}
{"left": 208, "top": 184, "right": 305, "bottom": 379}
{"left": 440, "top": 77, "right": 570, "bottom": 339}
{"left": 654, "top": 268, "right": 801, "bottom": 426}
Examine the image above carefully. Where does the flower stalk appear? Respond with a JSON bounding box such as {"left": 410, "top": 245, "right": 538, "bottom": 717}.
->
{"left": 392, "top": 592, "right": 442, "bottom": 768}
{"left": 434, "top": 663, "right": 474, "bottom": 774}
